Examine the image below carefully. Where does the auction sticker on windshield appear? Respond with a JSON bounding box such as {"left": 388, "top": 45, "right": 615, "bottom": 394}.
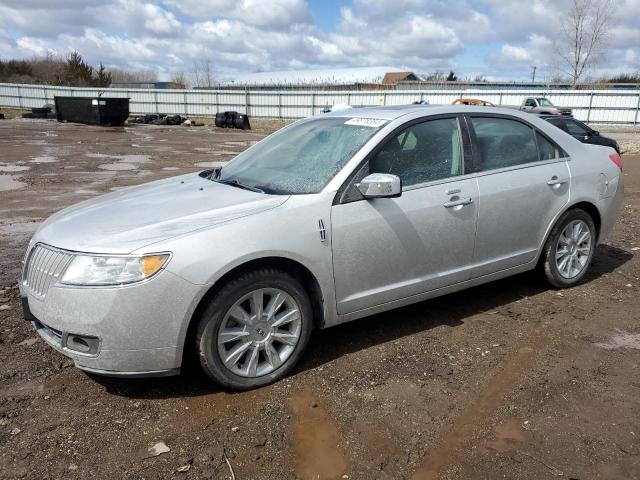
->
{"left": 344, "top": 118, "right": 388, "bottom": 128}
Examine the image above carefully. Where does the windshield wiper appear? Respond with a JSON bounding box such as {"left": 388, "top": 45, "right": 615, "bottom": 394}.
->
{"left": 217, "top": 178, "right": 264, "bottom": 194}
{"left": 199, "top": 167, "right": 222, "bottom": 180}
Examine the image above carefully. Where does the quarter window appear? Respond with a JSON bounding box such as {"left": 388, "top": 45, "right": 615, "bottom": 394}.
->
{"left": 536, "top": 131, "right": 557, "bottom": 161}
{"left": 369, "top": 118, "right": 463, "bottom": 186}
{"left": 471, "top": 117, "right": 539, "bottom": 171}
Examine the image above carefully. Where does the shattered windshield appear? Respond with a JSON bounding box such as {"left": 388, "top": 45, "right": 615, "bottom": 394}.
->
{"left": 217, "top": 117, "right": 387, "bottom": 194}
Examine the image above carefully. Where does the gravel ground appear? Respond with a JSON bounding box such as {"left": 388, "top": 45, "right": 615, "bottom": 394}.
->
{"left": 0, "top": 118, "right": 639, "bottom": 480}
{"left": 596, "top": 125, "right": 640, "bottom": 154}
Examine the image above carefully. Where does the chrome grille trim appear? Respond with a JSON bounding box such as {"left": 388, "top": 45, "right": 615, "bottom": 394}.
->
{"left": 22, "top": 244, "right": 75, "bottom": 299}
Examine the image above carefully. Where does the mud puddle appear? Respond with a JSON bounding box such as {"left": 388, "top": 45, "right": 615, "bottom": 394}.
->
{"left": 0, "top": 174, "right": 26, "bottom": 191}
{"left": 0, "top": 164, "right": 30, "bottom": 172}
{"left": 30, "top": 156, "right": 58, "bottom": 163}
{"left": 411, "top": 324, "right": 545, "bottom": 480}
{"left": 98, "top": 163, "right": 137, "bottom": 171}
{"left": 595, "top": 329, "right": 640, "bottom": 350}
{"left": 289, "top": 389, "right": 347, "bottom": 480}
{"left": 194, "top": 161, "right": 226, "bottom": 168}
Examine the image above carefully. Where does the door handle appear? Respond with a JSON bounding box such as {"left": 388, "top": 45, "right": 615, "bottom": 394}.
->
{"left": 547, "top": 177, "right": 568, "bottom": 186}
{"left": 443, "top": 197, "right": 473, "bottom": 208}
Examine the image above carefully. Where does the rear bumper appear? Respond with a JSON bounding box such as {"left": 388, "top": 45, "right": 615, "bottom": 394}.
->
{"left": 598, "top": 173, "right": 624, "bottom": 243}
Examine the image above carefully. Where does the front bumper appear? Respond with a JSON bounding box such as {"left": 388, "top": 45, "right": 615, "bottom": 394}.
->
{"left": 19, "top": 268, "right": 202, "bottom": 377}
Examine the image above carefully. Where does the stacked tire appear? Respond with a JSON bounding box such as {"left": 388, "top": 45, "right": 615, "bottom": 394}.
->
{"left": 215, "top": 111, "right": 251, "bottom": 130}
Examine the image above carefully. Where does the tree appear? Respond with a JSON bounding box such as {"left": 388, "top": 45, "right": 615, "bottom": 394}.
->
{"left": 192, "top": 58, "right": 214, "bottom": 87}
{"left": 171, "top": 71, "right": 188, "bottom": 89}
{"left": 446, "top": 71, "right": 458, "bottom": 82}
{"left": 555, "top": 0, "right": 614, "bottom": 86}
{"left": 108, "top": 67, "right": 158, "bottom": 83}
{"left": 59, "top": 51, "right": 94, "bottom": 86}
{"left": 95, "top": 62, "right": 112, "bottom": 87}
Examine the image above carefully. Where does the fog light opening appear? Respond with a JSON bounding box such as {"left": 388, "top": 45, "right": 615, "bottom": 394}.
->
{"left": 66, "top": 334, "right": 99, "bottom": 355}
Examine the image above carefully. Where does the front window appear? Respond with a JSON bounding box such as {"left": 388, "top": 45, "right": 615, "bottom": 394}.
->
{"left": 369, "top": 117, "right": 463, "bottom": 186}
{"left": 537, "top": 98, "right": 553, "bottom": 107}
{"left": 217, "top": 117, "right": 387, "bottom": 194}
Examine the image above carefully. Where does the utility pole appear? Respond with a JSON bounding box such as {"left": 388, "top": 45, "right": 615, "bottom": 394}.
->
{"left": 531, "top": 66, "right": 537, "bottom": 83}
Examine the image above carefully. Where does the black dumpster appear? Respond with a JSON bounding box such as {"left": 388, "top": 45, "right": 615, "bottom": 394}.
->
{"left": 54, "top": 96, "right": 130, "bottom": 126}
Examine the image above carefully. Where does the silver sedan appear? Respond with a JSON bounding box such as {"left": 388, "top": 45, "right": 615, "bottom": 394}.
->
{"left": 19, "top": 105, "right": 624, "bottom": 389}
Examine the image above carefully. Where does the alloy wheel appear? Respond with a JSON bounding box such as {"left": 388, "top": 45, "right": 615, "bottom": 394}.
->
{"left": 217, "top": 288, "right": 302, "bottom": 377}
{"left": 555, "top": 219, "right": 592, "bottom": 279}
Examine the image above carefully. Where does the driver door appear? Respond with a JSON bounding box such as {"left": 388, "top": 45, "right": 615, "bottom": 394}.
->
{"left": 330, "top": 116, "right": 479, "bottom": 315}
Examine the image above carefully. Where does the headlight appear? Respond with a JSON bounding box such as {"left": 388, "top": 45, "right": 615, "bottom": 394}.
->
{"left": 61, "top": 253, "right": 170, "bottom": 286}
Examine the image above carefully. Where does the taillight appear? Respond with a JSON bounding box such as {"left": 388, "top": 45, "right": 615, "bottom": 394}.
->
{"left": 609, "top": 153, "right": 622, "bottom": 171}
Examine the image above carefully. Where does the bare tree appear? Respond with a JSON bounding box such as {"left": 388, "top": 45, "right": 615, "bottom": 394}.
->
{"left": 171, "top": 71, "right": 188, "bottom": 89}
{"left": 191, "top": 58, "right": 214, "bottom": 87}
{"left": 108, "top": 67, "right": 158, "bottom": 83}
{"left": 556, "top": 0, "right": 614, "bottom": 86}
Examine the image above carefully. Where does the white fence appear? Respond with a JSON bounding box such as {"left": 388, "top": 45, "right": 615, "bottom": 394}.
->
{"left": 1, "top": 83, "right": 640, "bottom": 124}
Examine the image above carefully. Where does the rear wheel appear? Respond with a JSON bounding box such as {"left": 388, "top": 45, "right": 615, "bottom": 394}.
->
{"left": 541, "top": 209, "right": 596, "bottom": 288}
{"left": 195, "top": 269, "right": 312, "bottom": 390}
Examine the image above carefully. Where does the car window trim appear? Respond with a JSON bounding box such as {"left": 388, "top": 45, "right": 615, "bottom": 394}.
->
{"left": 332, "top": 113, "right": 469, "bottom": 205}
{"left": 465, "top": 113, "right": 570, "bottom": 174}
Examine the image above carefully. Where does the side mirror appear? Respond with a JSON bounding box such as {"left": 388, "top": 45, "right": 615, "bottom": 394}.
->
{"left": 593, "top": 130, "right": 600, "bottom": 136}
{"left": 357, "top": 173, "right": 402, "bottom": 199}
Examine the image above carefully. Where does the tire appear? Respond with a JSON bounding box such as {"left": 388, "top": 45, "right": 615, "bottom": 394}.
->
{"left": 195, "top": 269, "right": 313, "bottom": 390}
{"left": 541, "top": 208, "right": 596, "bottom": 288}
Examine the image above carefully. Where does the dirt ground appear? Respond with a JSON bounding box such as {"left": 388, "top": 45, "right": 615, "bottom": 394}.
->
{"left": 0, "top": 117, "right": 639, "bottom": 480}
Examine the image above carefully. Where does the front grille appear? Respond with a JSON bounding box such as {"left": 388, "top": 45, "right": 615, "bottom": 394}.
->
{"left": 22, "top": 244, "right": 75, "bottom": 299}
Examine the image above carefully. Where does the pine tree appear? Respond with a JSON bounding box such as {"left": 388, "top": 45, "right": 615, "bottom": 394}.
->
{"left": 95, "top": 62, "right": 112, "bottom": 87}
{"left": 63, "top": 51, "right": 94, "bottom": 86}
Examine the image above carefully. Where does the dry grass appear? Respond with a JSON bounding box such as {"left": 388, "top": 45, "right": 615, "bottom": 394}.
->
{"left": 0, "top": 107, "right": 293, "bottom": 134}
{"left": 0, "top": 108, "right": 27, "bottom": 119}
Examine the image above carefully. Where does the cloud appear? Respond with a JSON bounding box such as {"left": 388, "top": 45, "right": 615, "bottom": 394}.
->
{"left": 499, "top": 45, "right": 532, "bottom": 64}
{"left": 163, "top": 0, "right": 313, "bottom": 29}
{"left": 0, "top": 0, "right": 638, "bottom": 82}
{"left": 330, "top": 3, "right": 463, "bottom": 68}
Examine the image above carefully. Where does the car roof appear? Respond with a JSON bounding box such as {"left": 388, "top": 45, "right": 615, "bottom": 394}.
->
{"left": 321, "top": 104, "right": 544, "bottom": 122}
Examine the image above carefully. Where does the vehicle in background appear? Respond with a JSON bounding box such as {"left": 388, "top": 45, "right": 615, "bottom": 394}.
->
{"left": 452, "top": 98, "right": 494, "bottom": 106}
{"left": 506, "top": 97, "right": 572, "bottom": 116}
{"left": 539, "top": 115, "right": 620, "bottom": 154}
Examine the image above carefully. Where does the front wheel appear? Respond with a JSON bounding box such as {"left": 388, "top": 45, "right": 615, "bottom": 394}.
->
{"left": 541, "top": 209, "right": 596, "bottom": 288}
{"left": 195, "top": 269, "right": 313, "bottom": 390}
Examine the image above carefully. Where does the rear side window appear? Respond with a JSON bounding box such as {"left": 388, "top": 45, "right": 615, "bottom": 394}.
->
{"left": 471, "top": 117, "right": 538, "bottom": 171}
{"left": 536, "top": 131, "right": 557, "bottom": 160}
{"left": 565, "top": 119, "right": 589, "bottom": 136}
{"left": 369, "top": 117, "right": 463, "bottom": 186}
{"left": 547, "top": 118, "right": 566, "bottom": 130}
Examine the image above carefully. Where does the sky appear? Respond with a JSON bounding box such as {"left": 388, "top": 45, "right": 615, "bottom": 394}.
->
{"left": 0, "top": 0, "right": 639, "bottom": 82}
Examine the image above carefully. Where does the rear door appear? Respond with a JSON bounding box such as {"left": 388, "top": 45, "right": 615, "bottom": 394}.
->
{"left": 331, "top": 116, "right": 478, "bottom": 314}
{"left": 467, "top": 115, "right": 571, "bottom": 277}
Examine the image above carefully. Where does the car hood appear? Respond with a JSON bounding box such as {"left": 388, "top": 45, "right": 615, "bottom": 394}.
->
{"left": 34, "top": 173, "right": 288, "bottom": 254}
